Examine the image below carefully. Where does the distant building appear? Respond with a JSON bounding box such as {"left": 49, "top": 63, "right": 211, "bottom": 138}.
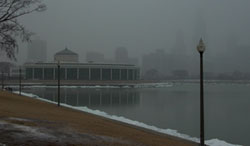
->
{"left": 127, "top": 57, "right": 139, "bottom": 66}
{"left": 115, "top": 47, "right": 129, "bottom": 64}
{"left": 114, "top": 47, "right": 138, "bottom": 65}
{"left": 193, "top": 8, "right": 207, "bottom": 44}
{"left": 142, "top": 49, "right": 169, "bottom": 78}
{"left": 27, "top": 39, "right": 47, "bottom": 63}
{"left": 24, "top": 62, "right": 140, "bottom": 81}
{"left": 86, "top": 51, "right": 105, "bottom": 63}
{"left": 54, "top": 47, "right": 79, "bottom": 63}
{"left": 9, "top": 66, "right": 25, "bottom": 79}
{"left": 0, "top": 61, "right": 15, "bottom": 74}
{"left": 170, "top": 31, "right": 189, "bottom": 72}
{"left": 22, "top": 46, "right": 141, "bottom": 81}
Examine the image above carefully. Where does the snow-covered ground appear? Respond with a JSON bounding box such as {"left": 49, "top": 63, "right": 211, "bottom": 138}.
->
{"left": 13, "top": 91, "right": 242, "bottom": 146}
{"left": 0, "top": 117, "right": 129, "bottom": 145}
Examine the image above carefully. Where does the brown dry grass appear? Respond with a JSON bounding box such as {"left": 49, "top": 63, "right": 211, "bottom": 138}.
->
{"left": 0, "top": 90, "right": 198, "bottom": 146}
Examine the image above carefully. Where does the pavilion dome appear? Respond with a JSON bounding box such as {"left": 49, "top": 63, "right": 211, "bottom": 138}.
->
{"left": 54, "top": 47, "right": 79, "bottom": 63}
{"left": 55, "top": 47, "right": 78, "bottom": 56}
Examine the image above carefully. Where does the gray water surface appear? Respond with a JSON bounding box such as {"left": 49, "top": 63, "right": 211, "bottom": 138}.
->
{"left": 21, "top": 83, "right": 250, "bottom": 145}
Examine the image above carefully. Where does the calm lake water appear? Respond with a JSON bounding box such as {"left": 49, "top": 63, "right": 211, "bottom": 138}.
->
{"left": 21, "top": 83, "right": 250, "bottom": 145}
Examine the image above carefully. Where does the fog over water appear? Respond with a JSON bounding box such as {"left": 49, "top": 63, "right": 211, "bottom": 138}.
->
{"left": 20, "top": 83, "right": 250, "bottom": 146}
{"left": 16, "top": 0, "right": 250, "bottom": 74}
{"left": 2, "top": 1, "right": 250, "bottom": 145}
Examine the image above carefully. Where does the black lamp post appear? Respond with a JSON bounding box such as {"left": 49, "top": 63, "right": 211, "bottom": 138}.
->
{"left": 197, "top": 38, "right": 205, "bottom": 146}
{"left": 57, "top": 61, "right": 60, "bottom": 106}
{"left": 19, "top": 67, "right": 22, "bottom": 95}
{"left": 1, "top": 71, "right": 4, "bottom": 90}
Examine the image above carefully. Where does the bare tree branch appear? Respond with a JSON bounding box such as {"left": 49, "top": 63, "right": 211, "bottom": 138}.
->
{"left": 0, "top": 0, "right": 46, "bottom": 60}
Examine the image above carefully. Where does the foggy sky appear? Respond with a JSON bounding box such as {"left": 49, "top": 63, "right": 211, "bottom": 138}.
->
{"left": 16, "top": 0, "right": 250, "bottom": 72}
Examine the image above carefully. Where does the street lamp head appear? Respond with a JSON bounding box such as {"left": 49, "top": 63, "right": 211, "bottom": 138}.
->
{"left": 197, "top": 38, "right": 205, "bottom": 53}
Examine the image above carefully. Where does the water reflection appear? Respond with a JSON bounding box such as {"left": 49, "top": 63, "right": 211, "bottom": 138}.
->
{"left": 25, "top": 88, "right": 140, "bottom": 107}
{"left": 21, "top": 84, "right": 250, "bottom": 145}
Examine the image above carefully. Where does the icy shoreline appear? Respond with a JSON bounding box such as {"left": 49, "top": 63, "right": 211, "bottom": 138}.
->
{"left": 13, "top": 91, "right": 241, "bottom": 146}
{"left": 8, "top": 82, "right": 173, "bottom": 89}
{"left": 6, "top": 80, "right": 250, "bottom": 90}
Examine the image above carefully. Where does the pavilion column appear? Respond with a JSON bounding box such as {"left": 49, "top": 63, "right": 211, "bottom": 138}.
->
{"left": 32, "top": 68, "right": 34, "bottom": 80}
{"left": 119, "top": 69, "right": 121, "bottom": 80}
{"left": 111, "top": 69, "right": 113, "bottom": 80}
{"left": 77, "top": 68, "right": 79, "bottom": 80}
{"left": 42, "top": 68, "right": 45, "bottom": 80}
{"left": 53, "top": 68, "right": 56, "bottom": 80}
{"left": 126, "top": 69, "right": 129, "bottom": 80}
{"left": 100, "top": 68, "right": 102, "bottom": 80}
{"left": 132, "top": 70, "right": 135, "bottom": 80}
{"left": 65, "top": 68, "right": 68, "bottom": 80}
{"left": 89, "top": 68, "right": 91, "bottom": 80}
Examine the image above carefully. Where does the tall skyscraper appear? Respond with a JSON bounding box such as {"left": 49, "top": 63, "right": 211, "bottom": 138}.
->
{"left": 142, "top": 49, "right": 169, "bottom": 77}
{"left": 27, "top": 39, "right": 47, "bottom": 63}
{"left": 193, "top": 8, "right": 207, "bottom": 44}
{"left": 170, "top": 30, "right": 189, "bottom": 72}
{"left": 115, "top": 47, "right": 129, "bottom": 64}
{"left": 86, "top": 51, "right": 105, "bottom": 63}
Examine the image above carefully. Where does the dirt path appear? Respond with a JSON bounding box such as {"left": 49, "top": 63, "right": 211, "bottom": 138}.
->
{"left": 0, "top": 91, "right": 198, "bottom": 146}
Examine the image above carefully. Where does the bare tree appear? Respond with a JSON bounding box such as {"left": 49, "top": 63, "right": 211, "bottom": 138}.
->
{"left": 0, "top": 0, "right": 46, "bottom": 60}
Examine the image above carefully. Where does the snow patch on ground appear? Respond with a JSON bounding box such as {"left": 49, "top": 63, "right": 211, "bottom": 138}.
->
{"left": 0, "top": 120, "right": 56, "bottom": 140}
{"left": 14, "top": 91, "right": 241, "bottom": 146}
{"left": 12, "top": 124, "right": 56, "bottom": 139}
{"left": 7, "top": 117, "right": 33, "bottom": 122}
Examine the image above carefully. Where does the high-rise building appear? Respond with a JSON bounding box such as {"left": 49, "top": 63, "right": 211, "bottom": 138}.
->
{"left": 86, "top": 51, "right": 105, "bottom": 63}
{"left": 142, "top": 49, "right": 169, "bottom": 77}
{"left": 193, "top": 7, "right": 207, "bottom": 43}
{"left": 114, "top": 47, "right": 139, "bottom": 65}
{"left": 170, "top": 30, "right": 189, "bottom": 71}
{"left": 115, "top": 47, "right": 129, "bottom": 64}
{"left": 27, "top": 39, "right": 47, "bottom": 63}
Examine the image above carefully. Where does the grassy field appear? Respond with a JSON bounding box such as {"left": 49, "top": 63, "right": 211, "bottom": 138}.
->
{"left": 0, "top": 90, "right": 198, "bottom": 146}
